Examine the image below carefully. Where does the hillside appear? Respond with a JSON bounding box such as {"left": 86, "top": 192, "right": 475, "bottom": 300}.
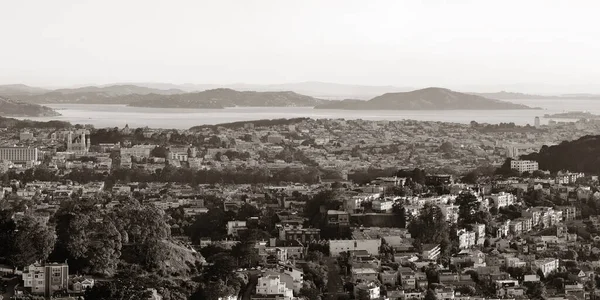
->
{"left": 53, "top": 84, "right": 185, "bottom": 96}
{"left": 314, "top": 87, "right": 534, "bottom": 110}
{"left": 0, "top": 84, "right": 49, "bottom": 96}
{"left": 14, "top": 87, "right": 327, "bottom": 108}
{"left": 127, "top": 81, "right": 411, "bottom": 99}
{"left": 0, "top": 96, "right": 60, "bottom": 117}
{"left": 472, "top": 91, "right": 557, "bottom": 100}
{"left": 128, "top": 88, "right": 327, "bottom": 108}
{"left": 521, "top": 135, "right": 600, "bottom": 173}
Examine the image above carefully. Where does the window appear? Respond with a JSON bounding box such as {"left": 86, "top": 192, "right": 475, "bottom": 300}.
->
{"left": 38, "top": 281, "right": 43, "bottom": 285}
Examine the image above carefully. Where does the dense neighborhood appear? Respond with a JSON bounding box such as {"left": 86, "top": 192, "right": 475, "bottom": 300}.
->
{"left": 1, "top": 117, "right": 600, "bottom": 300}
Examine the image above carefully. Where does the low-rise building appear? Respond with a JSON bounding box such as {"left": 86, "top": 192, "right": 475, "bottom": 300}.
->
{"left": 254, "top": 275, "right": 293, "bottom": 300}
{"left": 22, "top": 262, "right": 69, "bottom": 297}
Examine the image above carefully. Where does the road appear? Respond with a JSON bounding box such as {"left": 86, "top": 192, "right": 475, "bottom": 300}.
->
{"left": 326, "top": 258, "right": 343, "bottom": 300}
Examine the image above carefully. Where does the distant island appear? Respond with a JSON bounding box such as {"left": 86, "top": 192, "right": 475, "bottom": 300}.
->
{"left": 0, "top": 96, "right": 60, "bottom": 117}
{"left": 7, "top": 85, "right": 328, "bottom": 108}
{"left": 314, "top": 87, "right": 535, "bottom": 110}
{"left": 127, "top": 88, "right": 327, "bottom": 108}
{"left": 543, "top": 111, "right": 600, "bottom": 119}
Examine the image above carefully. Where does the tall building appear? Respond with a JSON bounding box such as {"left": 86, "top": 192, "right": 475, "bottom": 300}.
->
{"left": 510, "top": 160, "right": 539, "bottom": 173}
{"left": 505, "top": 146, "right": 519, "bottom": 158}
{"left": 0, "top": 147, "right": 38, "bottom": 163}
{"left": 22, "top": 262, "right": 69, "bottom": 297}
{"left": 66, "top": 130, "right": 90, "bottom": 154}
{"left": 534, "top": 116, "right": 541, "bottom": 127}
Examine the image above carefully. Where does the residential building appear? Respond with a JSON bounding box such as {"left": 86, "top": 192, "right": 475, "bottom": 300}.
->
{"left": 354, "top": 281, "right": 380, "bottom": 299}
{"left": 533, "top": 258, "right": 559, "bottom": 276}
{"left": 457, "top": 229, "right": 476, "bottom": 249}
{"left": 510, "top": 160, "right": 539, "bottom": 173}
{"left": 327, "top": 210, "right": 350, "bottom": 226}
{"left": 0, "top": 147, "right": 38, "bottom": 163}
{"left": 488, "top": 192, "right": 515, "bottom": 209}
{"left": 227, "top": 220, "right": 247, "bottom": 237}
{"left": 352, "top": 267, "right": 379, "bottom": 282}
{"left": 329, "top": 239, "right": 382, "bottom": 257}
{"left": 380, "top": 270, "right": 398, "bottom": 286}
{"left": 277, "top": 224, "right": 320, "bottom": 243}
{"left": 254, "top": 275, "right": 293, "bottom": 300}
{"left": 22, "top": 262, "right": 69, "bottom": 297}
{"left": 422, "top": 244, "right": 441, "bottom": 260}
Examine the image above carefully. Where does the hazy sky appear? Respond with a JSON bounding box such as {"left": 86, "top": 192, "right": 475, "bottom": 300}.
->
{"left": 1, "top": 0, "right": 599, "bottom": 91}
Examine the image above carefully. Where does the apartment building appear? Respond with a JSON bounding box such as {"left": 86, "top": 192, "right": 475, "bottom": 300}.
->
{"left": 510, "top": 160, "right": 539, "bottom": 173}
{"left": 22, "top": 262, "right": 69, "bottom": 297}
{"left": 0, "top": 147, "right": 38, "bottom": 163}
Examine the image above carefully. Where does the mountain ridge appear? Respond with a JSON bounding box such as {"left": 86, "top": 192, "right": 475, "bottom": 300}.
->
{"left": 315, "top": 87, "right": 534, "bottom": 110}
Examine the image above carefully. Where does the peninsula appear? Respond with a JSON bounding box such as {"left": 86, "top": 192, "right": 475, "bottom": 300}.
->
{"left": 0, "top": 96, "right": 60, "bottom": 117}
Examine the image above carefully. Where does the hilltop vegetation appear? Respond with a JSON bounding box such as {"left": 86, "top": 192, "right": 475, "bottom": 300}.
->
{"left": 521, "top": 135, "right": 600, "bottom": 173}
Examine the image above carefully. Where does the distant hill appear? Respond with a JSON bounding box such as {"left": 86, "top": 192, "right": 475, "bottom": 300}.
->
{"left": 14, "top": 87, "right": 327, "bottom": 108}
{"left": 471, "top": 91, "right": 558, "bottom": 100}
{"left": 521, "top": 135, "right": 600, "bottom": 173}
{"left": 0, "top": 96, "right": 60, "bottom": 117}
{"left": 315, "top": 87, "right": 534, "bottom": 110}
{"left": 120, "top": 81, "right": 411, "bottom": 99}
{"left": 128, "top": 88, "right": 328, "bottom": 108}
{"left": 53, "top": 84, "right": 185, "bottom": 96}
{"left": 473, "top": 91, "right": 600, "bottom": 100}
{"left": 0, "top": 84, "right": 49, "bottom": 96}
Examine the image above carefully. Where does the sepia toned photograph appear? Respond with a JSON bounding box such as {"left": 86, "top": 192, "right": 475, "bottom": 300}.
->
{"left": 0, "top": 1, "right": 599, "bottom": 300}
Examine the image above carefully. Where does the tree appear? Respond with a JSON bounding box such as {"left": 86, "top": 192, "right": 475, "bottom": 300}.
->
{"left": 10, "top": 216, "right": 56, "bottom": 268}
{"left": 150, "top": 146, "right": 169, "bottom": 158}
{"left": 424, "top": 289, "right": 438, "bottom": 300}
{"left": 231, "top": 241, "right": 260, "bottom": 267}
{"left": 455, "top": 192, "right": 480, "bottom": 226}
{"left": 199, "top": 244, "right": 226, "bottom": 261}
{"left": 306, "top": 250, "right": 325, "bottom": 263}
{"left": 85, "top": 221, "right": 122, "bottom": 275}
{"left": 204, "top": 253, "right": 237, "bottom": 284}
{"left": 299, "top": 281, "right": 321, "bottom": 300}
{"left": 407, "top": 203, "right": 450, "bottom": 253}
{"left": 53, "top": 200, "right": 122, "bottom": 275}
{"left": 303, "top": 262, "right": 328, "bottom": 291}
{"left": 84, "top": 277, "right": 152, "bottom": 300}
{"left": 190, "top": 281, "right": 237, "bottom": 300}
{"left": 0, "top": 210, "right": 16, "bottom": 259}
{"left": 525, "top": 282, "right": 546, "bottom": 300}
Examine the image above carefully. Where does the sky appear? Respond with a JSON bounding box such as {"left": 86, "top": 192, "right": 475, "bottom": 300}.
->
{"left": 1, "top": 0, "right": 599, "bottom": 92}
